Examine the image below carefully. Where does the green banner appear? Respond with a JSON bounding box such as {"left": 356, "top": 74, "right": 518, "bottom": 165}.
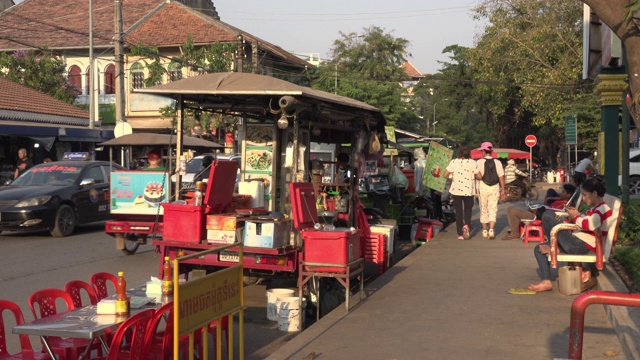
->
{"left": 565, "top": 114, "right": 577, "bottom": 145}
{"left": 421, "top": 142, "right": 453, "bottom": 192}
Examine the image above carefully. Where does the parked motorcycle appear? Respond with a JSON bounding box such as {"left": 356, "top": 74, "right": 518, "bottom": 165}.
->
{"left": 504, "top": 175, "right": 539, "bottom": 202}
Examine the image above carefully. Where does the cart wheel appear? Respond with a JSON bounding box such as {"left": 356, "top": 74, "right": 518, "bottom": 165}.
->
{"left": 50, "top": 204, "right": 75, "bottom": 237}
{"left": 122, "top": 239, "right": 140, "bottom": 255}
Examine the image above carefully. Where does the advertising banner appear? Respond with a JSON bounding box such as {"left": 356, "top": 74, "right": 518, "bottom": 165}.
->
{"left": 421, "top": 142, "right": 453, "bottom": 192}
{"left": 110, "top": 171, "right": 169, "bottom": 215}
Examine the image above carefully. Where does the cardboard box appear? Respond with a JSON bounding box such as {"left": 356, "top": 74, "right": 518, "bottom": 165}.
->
{"left": 244, "top": 220, "right": 289, "bottom": 248}
{"left": 206, "top": 214, "right": 240, "bottom": 230}
{"left": 207, "top": 228, "right": 243, "bottom": 244}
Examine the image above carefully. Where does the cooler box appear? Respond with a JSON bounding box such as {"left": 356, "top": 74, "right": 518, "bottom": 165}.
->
{"left": 161, "top": 203, "right": 206, "bottom": 243}
{"left": 290, "top": 182, "right": 363, "bottom": 273}
{"left": 301, "top": 229, "right": 362, "bottom": 273}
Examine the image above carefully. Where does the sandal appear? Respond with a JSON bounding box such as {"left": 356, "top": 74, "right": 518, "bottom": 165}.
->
{"left": 502, "top": 234, "right": 519, "bottom": 241}
{"left": 457, "top": 236, "right": 464, "bottom": 240}
{"left": 581, "top": 277, "right": 598, "bottom": 292}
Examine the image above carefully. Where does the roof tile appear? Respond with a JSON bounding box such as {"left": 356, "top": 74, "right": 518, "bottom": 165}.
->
{"left": 0, "top": 76, "right": 90, "bottom": 119}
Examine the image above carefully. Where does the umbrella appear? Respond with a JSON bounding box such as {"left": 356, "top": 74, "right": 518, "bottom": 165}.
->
{"left": 99, "top": 133, "right": 223, "bottom": 148}
{"left": 470, "top": 148, "right": 530, "bottom": 160}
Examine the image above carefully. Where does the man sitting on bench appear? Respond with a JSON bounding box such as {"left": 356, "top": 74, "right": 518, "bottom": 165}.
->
{"left": 502, "top": 183, "right": 575, "bottom": 241}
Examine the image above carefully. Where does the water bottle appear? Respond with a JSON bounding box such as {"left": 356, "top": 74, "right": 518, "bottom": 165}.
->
{"left": 194, "top": 181, "right": 203, "bottom": 206}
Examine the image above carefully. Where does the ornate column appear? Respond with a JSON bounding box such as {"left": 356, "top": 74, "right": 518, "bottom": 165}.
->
{"left": 594, "top": 68, "right": 627, "bottom": 195}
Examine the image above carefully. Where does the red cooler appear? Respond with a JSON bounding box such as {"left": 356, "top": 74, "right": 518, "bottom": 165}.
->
{"left": 162, "top": 160, "right": 238, "bottom": 243}
{"left": 290, "top": 183, "right": 362, "bottom": 273}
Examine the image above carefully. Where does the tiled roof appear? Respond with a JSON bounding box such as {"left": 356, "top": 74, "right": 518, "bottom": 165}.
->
{"left": 0, "top": 76, "right": 90, "bottom": 120}
{"left": 401, "top": 62, "right": 425, "bottom": 79}
{"left": 0, "top": 0, "right": 309, "bottom": 68}
{"left": 0, "top": 0, "right": 165, "bottom": 49}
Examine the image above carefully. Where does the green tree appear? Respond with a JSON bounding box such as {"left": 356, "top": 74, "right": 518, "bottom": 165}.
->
{"left": 309, "top": 26, "right": 411, "bottom": 127}
{"left": 469, "top": 0, "right": 599, "bottom": 165}
{"left": 0, "top": 49, "right": 80, "bottom": 104}
{"left": 413, "top": 45, "right": 493, "bottom": 144}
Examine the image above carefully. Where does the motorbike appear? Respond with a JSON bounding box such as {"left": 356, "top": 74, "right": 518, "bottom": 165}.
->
{"left": 504, "top": 175, "right": 539, "bottom": 202}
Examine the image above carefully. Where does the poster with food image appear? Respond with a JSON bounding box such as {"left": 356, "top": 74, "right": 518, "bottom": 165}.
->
{"left": 422, "top": 142, "right": 453, "bottom": 193}
{"left": 245, "top": 148, "right": 273, "bottom": 174}
{"left": 110, "top": 171, "right": 169, "bottom": 215}
{"left": 245, "top": 125, "right": 274, "bottom": 146}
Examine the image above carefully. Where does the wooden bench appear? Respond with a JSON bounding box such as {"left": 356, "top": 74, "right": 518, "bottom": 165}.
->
{"left": 549, "top": 194, "right": 623, "bottom": 271}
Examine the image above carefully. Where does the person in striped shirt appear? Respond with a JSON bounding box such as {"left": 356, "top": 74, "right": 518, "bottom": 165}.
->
{"left": 504, "top": 159, "right": 527, "bottom": 198}
{"left": 528, "top": 177, "right": 611, "bottom": 292}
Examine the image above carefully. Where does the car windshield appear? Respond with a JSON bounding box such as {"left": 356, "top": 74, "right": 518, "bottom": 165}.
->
{"left": 12, "top": 164, "right": 81, "bottom": 186}
{"left": 186, "top": 158, "right": 204, "bottom": 173}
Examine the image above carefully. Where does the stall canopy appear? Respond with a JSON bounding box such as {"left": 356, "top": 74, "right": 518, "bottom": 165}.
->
{"left": 136, "top": 72, "right": 386, "bottom": 132}
{"left": 99, "top": 133, "right": 223, "bottom": 148}
{"left": 471, "top": 147, "right": 530, "bottom": 160}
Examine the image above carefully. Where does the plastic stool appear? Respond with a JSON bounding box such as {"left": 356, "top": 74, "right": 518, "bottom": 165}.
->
{"left": 522, "top": 219, "right": 545, "bottom": 244}
{"left": 415, "top": 217, "right": 434, "bottom": 242}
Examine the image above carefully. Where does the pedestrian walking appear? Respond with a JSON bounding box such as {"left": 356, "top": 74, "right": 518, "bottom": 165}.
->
{"left": 474, "top": 142, "right": 505, "bottom": 239}
{"left": 573, "top": 153, "right": 595, "bottom": 187}
{"left": 444, "top": 144, "right": 476, "bottom": 240}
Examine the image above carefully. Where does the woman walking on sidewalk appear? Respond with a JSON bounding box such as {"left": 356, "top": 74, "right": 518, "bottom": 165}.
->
{"left": 474, "top": 142, "right": 506, "bottom": 239}
{"left": 444, "top": 144, "right": 476, "bottom": 240}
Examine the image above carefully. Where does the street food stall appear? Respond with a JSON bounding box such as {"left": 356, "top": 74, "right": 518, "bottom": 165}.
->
{"left": 135, "top": 72, "right": 388, "bottom": 289}
{"left": 100, "top": 133, "right": 223, "bottom": 254}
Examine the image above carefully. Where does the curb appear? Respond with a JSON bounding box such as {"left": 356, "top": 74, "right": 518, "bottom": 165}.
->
{"left": 599, "top": 264, "right": 640, "bottom": 360}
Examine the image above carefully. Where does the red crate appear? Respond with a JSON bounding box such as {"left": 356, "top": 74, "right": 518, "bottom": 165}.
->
{"left": 302, "top": 229, "right": 362, "bottom": 273}
{"left": 161, "top": 203, "right": 206, "bottom": 243}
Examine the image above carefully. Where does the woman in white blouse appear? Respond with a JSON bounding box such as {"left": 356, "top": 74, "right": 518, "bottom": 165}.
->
{"left": 444, "top": 144, "right": 476, "bottom": 240}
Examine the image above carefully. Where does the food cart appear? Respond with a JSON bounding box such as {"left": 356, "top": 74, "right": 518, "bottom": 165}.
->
{"left": 136, "top": 72, "right": 387, "bottom": 287}
{"left": 100, "top": 133, "right": 223, "bottom": 254}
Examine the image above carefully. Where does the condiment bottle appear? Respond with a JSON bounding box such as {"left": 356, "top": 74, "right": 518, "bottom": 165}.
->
{"left": 115, "top": 271, "right": 129, "bottom": 316}
{"left": 194, "top": 181, "right": 203, "bottom": 206}
{"left": 162, "top": 256, "right": 173, "bottom": 295}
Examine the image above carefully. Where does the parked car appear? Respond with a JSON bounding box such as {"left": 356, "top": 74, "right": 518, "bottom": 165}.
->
{"left": 628, "top": 148, "right": 640, "bottom": 196}
{"left": 0, "top": 161, "right": 125, "bottom": 237}
{"left": 172, "top": 153, "right": 241, "bottom": 187}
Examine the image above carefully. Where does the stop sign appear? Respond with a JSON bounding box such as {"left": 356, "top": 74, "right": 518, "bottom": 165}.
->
{"left": 525, "top": 135, "right": 537, "bottom": 147}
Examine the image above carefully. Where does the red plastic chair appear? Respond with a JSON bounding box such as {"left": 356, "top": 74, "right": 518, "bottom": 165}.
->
{"left": 99, "top": 309, "right": 154, "bottom": 360}
{"left": 90, "top": 272, "right": 118, "bottom": 301}
{"left": 146, "top": 302, "right": 198, "bottom": 359}
{"left": 64, "top": 280, "right": 98, "bottom": 308}
{"left": 28, "top": 288, "right": 102, "bottom": 360}
{"left": 0, "top": 299, "right": 51, "bottom": 360}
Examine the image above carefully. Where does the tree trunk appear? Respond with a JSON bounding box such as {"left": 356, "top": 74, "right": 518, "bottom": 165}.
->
{"left": 580, "top": 0, "right": 640, "bottom": 129}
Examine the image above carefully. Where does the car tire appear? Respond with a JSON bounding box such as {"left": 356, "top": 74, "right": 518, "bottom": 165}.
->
{"left": 50, "top": 204, "right": 76, "bottom": 237}
{"left": 630, "top": 176, "right": 640, "bottom": 196}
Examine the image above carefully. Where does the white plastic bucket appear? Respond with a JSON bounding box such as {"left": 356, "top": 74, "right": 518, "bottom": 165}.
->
{"left": 266, "top": 289, "right": 294, "bottom": 321}
{"left": 277, "top": 296, "right": 307, "bottom": 332}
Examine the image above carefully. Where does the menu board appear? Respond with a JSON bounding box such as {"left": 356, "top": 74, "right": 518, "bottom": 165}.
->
{"left": 243, "top": 125, "right": 276, "bottom": 206}
{"left": 110, "top": 171, "right": 168, "bottom": 215}
{"left": 421, "top": 142, "right": 453, "bottom": 192}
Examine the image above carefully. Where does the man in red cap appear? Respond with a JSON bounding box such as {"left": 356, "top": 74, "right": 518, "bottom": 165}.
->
{"left": 474, "top": 142, "right": 505, "bottom": 239}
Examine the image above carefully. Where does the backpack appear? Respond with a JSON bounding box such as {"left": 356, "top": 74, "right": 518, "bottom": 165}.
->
{"left": 482, "top": 159, "right": 500, "bottom": 186}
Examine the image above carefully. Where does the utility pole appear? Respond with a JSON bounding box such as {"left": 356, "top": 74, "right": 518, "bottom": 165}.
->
{"left": 114, "top": 0, "right": 125, "bottom": 124}
{"left": 89, "top": 0, "right": 95, "bottom": 129}
{"left": 252, "top": 40, "right": 258, "bottom": 73}
{"left": 236, "top": 35, "right": 244, "bottom": 72}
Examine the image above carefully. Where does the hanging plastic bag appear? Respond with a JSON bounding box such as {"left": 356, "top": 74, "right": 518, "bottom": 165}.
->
{"left": 392, "top": 165, "right": 409, "bottom": 189}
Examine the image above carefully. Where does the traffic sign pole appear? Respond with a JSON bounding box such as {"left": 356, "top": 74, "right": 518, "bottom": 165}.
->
{"left": 525, "top": 135, "right": 537, "bottom": 184}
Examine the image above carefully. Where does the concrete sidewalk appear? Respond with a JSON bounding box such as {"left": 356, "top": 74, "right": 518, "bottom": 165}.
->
{"left": 267, "top": 201, "right": 638, "bottom": 360}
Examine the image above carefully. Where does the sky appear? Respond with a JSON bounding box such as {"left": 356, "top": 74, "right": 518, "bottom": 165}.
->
{"left": 213, "top": 0, "right": 484, "bottom": 75}
{"left": 12, "top": 0, "right": 484, "bottom": 75}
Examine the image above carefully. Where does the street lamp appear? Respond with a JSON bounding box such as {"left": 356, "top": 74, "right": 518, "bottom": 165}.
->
{"left": 432, "top": 99, "right": 448, "bottom": 135}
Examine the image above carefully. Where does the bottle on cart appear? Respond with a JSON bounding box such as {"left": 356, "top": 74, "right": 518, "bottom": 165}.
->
{"left": 194, "top": 181, "right": 203, "bottom": 206}
{"left": 162, "top": 256, "right": 173, "bottom": 295}
{"left": 115, "top": 271, "right": 129, "bottom": 316}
